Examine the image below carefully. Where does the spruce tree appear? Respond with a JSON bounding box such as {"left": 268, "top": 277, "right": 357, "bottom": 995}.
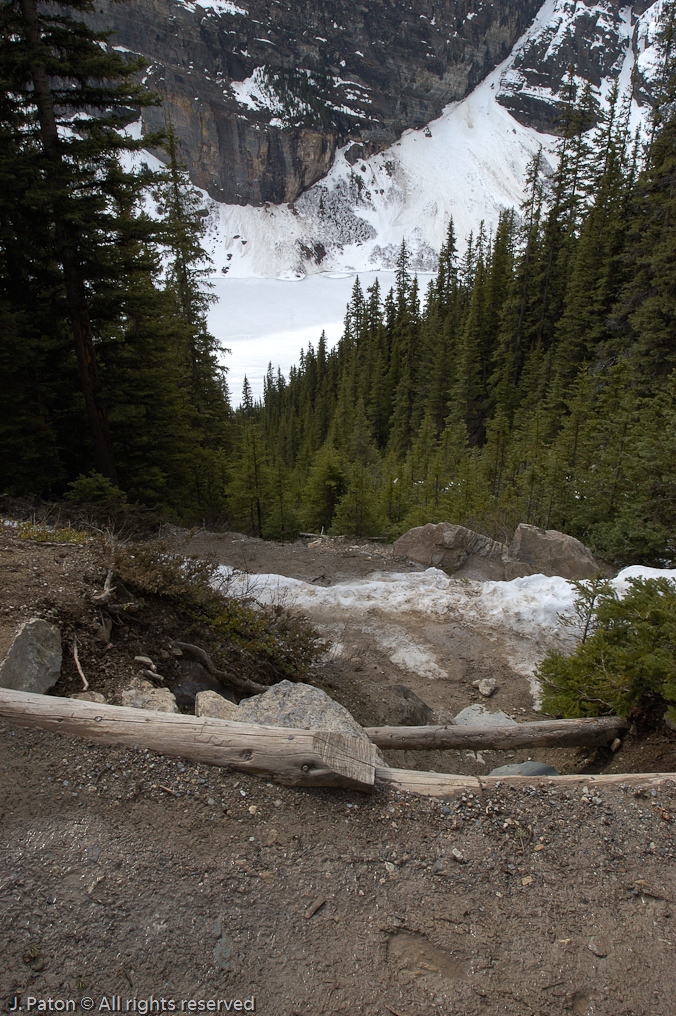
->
{"left": 0, "top": 0, "right": 161, "bottom": 482}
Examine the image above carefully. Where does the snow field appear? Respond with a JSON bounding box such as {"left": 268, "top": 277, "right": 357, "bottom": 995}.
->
{"left": 215, "top": 564, "right": 676, "bottom": 702}
{"left": 217, "top": 564, "right": 676, "bottom": 632}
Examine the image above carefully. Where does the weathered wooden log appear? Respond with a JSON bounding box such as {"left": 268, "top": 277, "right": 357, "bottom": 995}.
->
{"left": 0, "top": 688, "right": 376, "bottom": 792}
{"left": 376, "top": 766, "right": 675, "bottom": 798}
{"left": 365, "top": 716, "right": 627, "bottom": 751}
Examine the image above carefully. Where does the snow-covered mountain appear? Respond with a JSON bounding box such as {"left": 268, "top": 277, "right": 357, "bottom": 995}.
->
{"left": 112, "top": 0, "right": 667, "bottom": 279}
{"left": 196, "top": 0, "right": 665, "bottom": 278}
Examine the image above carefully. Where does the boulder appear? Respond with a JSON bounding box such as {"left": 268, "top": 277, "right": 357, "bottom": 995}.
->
{"left": 386, "top": 685, "right": 434, "bottom": 726}
{"left": 0, "top": 618, "right": 62, "bottom": 694}
{"left": 453, "top": 704, "right": 516, "bottom": 727}
{"left": 236, "top": 680, "right": 370, "bottom": 742}
{"left": 488, "top": 761, "right": 559, "bottom": 776}
{"left": 503, "top": 523, "right": 598, "bottom": 580}
{"left": 71, "top": 691, "right": 106, "bottom": 703}
{"left": 121, "top": 683, "right": 179, "bottom": 713}
{"left": 195, "top": 690, "right": 238, "bottom": 721}
{"left": 394, "top": 523, "right": 507, "bottom": 579}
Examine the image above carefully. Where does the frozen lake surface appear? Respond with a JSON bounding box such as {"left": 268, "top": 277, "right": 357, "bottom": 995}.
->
{"left": 207, "top": 270, "right": 432, "bottom": 404}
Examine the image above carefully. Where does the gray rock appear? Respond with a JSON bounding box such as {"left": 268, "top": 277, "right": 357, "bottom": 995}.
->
{"left": 503, "top": 523, "right": 598, "bottom": 580}
{"left": 488, "top": 761, "right": 559, "bottom": 776}
{"left": 121, "top": 684, "right": 179, "bottom": 714}
{"left": 71, "top": 691, "right": 106, "bottom": 703}
{"left": 195, "top": 691, "right": 238, "bottom": 721}
{"left": 394, "top": 522, "right": 507, "bottom": 579}
{"left": 236, "top": 680, "right": 369, "bottom": 742}
{"left": 453, "top": 704, "right": 517, "bottom": 727}
{"left": 394, "top": 520, "right": 600, "bottom": 582}
{"left": 664, "top": 711, "right": 676, "bottom": 732}
{"left": 383, "top": 685, "right": 433, "bottom": 726}
{"left": 0, "top": 618, "right": 62, "bottom": 694}
{"left": 477, "top": 678, "right": 498, "bottom": 698}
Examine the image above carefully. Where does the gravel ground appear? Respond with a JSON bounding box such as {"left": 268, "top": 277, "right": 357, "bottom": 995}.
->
{"left": 1, "top": 721, "right": 675, "bottom": 1016}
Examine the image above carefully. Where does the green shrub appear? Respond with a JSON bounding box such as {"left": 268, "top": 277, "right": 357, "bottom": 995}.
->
{"left": 66, "top": 471, "right": 129, "bottom": 509}
{"left": 538, "top": 576, "right": 676, "bottom": 722}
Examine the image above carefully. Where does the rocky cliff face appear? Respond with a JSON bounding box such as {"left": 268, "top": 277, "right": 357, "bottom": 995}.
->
{"left": 496, "top": 0, "right": 663, "bottom": 132}
{"left": 91, "top": 0, "right": 544, "bottom": 204}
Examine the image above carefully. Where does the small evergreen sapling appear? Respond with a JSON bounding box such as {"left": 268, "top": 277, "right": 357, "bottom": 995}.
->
{"left": 538, "top": 576, "right": 676, "bottom": 722}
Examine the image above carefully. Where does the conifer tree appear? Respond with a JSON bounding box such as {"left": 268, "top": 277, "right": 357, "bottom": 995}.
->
{"left": 0, "top": 0, "right": 161, "bottom": 481}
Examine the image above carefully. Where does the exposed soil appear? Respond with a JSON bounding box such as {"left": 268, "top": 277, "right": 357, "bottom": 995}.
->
{"left": 1, "top": 722, "right": 675, "bottom": 1015}
{"left": 1, "top": 526, "right": 676, "bottom": 1015}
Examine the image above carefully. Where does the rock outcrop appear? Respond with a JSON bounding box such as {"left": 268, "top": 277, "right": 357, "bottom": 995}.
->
{"left": 0, "top": 618, "right": 62, "bottom": 694}
{"left": 496, "top": 0, "right": 662, "bottom": 133}
{"left": 395, "top": 521, "right": 600, "bottom": 581}
{"left": 393, "top": 522, "right": 507, "bottom": 578}
{"left": 504, "top": 524, "right": 598, "bottom": 581}
{"left": 89, "top": 0, "right": 544, "bottom": 204}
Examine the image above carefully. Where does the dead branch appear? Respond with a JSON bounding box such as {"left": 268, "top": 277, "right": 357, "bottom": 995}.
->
{"left": 91, "top": 568, "right": 116, "bottom": 605}
{"left": 174, "top": 642, "right": 267, "bottom": 696}
{"left": 72, "top": 637, "right": 89, "bottom": 691}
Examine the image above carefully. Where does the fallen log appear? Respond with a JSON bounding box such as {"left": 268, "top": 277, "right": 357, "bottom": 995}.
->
{"left": 364, "top": 716, "right": 627, "bottom": 751}
{"left": 376, "top": 766, "right": 675, "bottom": 798}
{"left": 0, "top": 688, "right": 377, "bottom": 792}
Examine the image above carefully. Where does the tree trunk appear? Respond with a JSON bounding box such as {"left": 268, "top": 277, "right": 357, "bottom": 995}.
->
{"left": 19, "top": 0, "right": 118, "bottom": 482}
{"left": 364, "top": 716, "right": 627, "bottom": 751}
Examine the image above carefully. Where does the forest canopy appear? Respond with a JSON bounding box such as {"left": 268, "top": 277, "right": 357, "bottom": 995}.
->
{"left": 2, "top": 0, "right": 676, "bottom": 564}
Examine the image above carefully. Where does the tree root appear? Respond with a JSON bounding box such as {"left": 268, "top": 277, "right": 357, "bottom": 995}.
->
{"left": 174, "top": 642, "right": 267, "bottom": 697}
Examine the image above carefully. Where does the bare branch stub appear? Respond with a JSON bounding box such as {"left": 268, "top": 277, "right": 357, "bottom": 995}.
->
{"left": 174, "top": 642, "right": 267, "bottom": 696}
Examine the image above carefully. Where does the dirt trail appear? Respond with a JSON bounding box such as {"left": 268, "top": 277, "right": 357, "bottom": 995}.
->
{"left": 2, "top": 722, "right": 676, "bottom": 1016}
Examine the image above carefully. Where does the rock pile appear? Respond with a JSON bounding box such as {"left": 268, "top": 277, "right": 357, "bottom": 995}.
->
{"left": 394, "top": 522, "right": 600, "bottom": 581}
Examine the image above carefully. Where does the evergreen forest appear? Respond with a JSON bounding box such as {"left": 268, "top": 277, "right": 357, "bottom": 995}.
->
{"left": 2, "top": 0, "right": 676, "bottom": 568}
{"left": 229, "top": 19, "right": 676, "bottom": 566}
{"left": 0, "top": 0, "right": 231, "bottom": 518}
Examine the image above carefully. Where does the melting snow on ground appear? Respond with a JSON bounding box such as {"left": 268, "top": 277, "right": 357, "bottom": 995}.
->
{"left": 216, "top": 565, "right": 676, "bottom": 707}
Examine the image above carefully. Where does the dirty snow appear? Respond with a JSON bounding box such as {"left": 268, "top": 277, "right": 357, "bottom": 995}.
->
{"left": 216, "top": 565, "right": 676, "bottom": 707}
